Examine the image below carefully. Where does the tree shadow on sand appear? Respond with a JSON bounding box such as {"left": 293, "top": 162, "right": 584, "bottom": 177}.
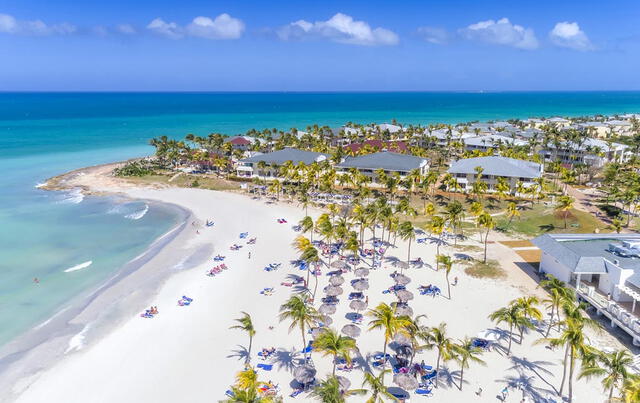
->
{"left": 227, "top": 345, "right": 249, "bottom": 362}
{"left": 434, "top": 365, "right": 463, "bottom": 389}
{"left": 509, "top": 355, "right": 558, "bottom": 394}
{"left": 496, "top": 371, "right": 557, "bottom": 403}
{"left": 272, "top": 346, "right": 301, "bottom": 372}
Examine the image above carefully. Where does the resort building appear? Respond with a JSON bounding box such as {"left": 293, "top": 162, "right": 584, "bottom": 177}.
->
{"left": 335, "top": 151, "right": 428, "bottom": 183}
{"left": 235, "top": 148, "right": 328, "bottom": 179}
{"left": 532, "top": 234, "right": 640, "bottom": 345}
{"left": 462, "top": 134, "right": 527, "bottom": 152}
{"left": 345, "top": 140, "right": 408, "bottom": 154}
{"left": 447, "top": 156, "right": 542, "bottom": 193}
{"left": 539, "top": 137, "right": 628, "bottom": 167}
{"left": 225, "top": 136, "right": 256, "bottom": 151}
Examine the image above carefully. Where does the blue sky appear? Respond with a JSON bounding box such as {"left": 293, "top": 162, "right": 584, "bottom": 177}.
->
{"left": 0, "top": 0, "right": 639, "bottom": 91}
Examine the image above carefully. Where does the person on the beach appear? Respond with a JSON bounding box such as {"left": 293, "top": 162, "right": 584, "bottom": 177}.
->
{"left": 501, "top": 386, "right": 509, "bottom": 399}
{"left": 248, "top": 251, "right": 251, "bottom": 259}
{"left": 33, "top": 277, "right": 39, "bottom": 284}
{"left": 453, "top": 276, "right": 458, "bottom": 286}
{"left": 476, "top": 387, "right": 482, "bottom": 396}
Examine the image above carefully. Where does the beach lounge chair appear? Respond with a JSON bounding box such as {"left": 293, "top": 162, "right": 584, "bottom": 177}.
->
{"left": 257, "top": 363, "right": 273, "bottom": 371}
{"left": 239, "top": 232, "right": 248, "bottom": 239}
{"left": 225, "top": 390, "right": 234, "bottom": 398}
{"left": 290, "top": 389, "right": 303, "bottom": 398}
{"left": 415, "top": 388, "right": 433, "bottom": 396}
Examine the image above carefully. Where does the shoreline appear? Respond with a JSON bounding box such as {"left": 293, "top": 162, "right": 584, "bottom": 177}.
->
{"left": 6, "top": 161, "right": 630, "bottom": 403}
{"left": 0, "top": 168, "right": 201, "bottom": 401}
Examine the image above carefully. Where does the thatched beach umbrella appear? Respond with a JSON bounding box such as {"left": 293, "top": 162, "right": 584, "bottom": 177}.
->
{"left": 352, "top": 278, "right": 369, "bottom": 291}
{"left": 393, "top": 273, "right": 411, "bottom": 286}
{"left": 393, "top": 373, "right": 418, "bottom": 390}
{"left": 395, "top": 289, "right": 414, "bottom": 302}
{"left": 310, "top": 327, "right": 324, "bottom": 339}
{"left": 319, "top": 304, "right": 337, "bottom": 315}
{"left": 349, "top": 299, "right": 367, "bottom": 311}
{"left": 320, "top": 315, "right": 333, "bottom": 326}
{"left": 395, "top": 305, "right": 413, "bottom": 317}
{"left": 394, "top": 261, "right": 410, "bottom": 271}
{"left": 331, "top": 261, "right": 349, "bottom": 270}
{"left": 354, "top": 267, "right": 370, "bottom": 277}
{"left": 294, "top": 365, "right": 317, "bottom": 384}
{"left": 394, "top": 332, "right": 412, "bottom": 346}
{"left": 341, "top": 324, "right": 361, "bottom": 338}
{"left": 329, "top": 276, "right": 345, "bottom": 286}
{"left": 324, "top": 285, "right": 343, "bottom": 296}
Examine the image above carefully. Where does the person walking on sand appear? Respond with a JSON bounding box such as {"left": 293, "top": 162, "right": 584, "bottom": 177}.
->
{"left": 248, "top": 251, "right": 251, "bottom": 259}
{"left": 476, "top": 386, "right": 482, "bottom": 396}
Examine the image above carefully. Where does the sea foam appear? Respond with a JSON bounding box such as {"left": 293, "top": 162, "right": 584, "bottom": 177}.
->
{"left": 57, "top": 188, "right": 85, "bottom": 204}
{"left": 64, "top": 261, "right": 93, "bottom": 273}
{"left": 65, "top": 324, "right": 91, "bottom": 354}
{"left": 125, "top": 204, "right": 149, "bottom": 220}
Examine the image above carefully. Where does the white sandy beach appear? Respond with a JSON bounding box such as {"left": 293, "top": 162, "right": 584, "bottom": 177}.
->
{"left": 9, "top": 166, "right": 627, "bottom": 403}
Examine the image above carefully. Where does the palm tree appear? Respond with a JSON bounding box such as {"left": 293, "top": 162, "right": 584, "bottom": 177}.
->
{"left": 436, "top": 254, "right": 454, "bottom": 299}
{"left": 312, "top": 328, "right": 358, "bottom": 376}
{"left": 224, "top": 366, "right": 281, "bottom": 403}
{"left": 279, "top": 295, "right": 320, "bottom": 358}
{"left": 428, "top": 215, "right": 446, "bottom": 264}
{"left": 488, "top": 303, "right": 529, "bottom": 355}
{"left": 476, "top": 212, "right": 494, "bottom": 263}
{"left": 444, "top": 201, "right": 464, "bottom": 245}
{"left": 361, "top": 370, "right": 397, "bottom": 403}
{"left": 506, "top": 201, "right": 520, "bottom": 227}
{"left": 452, "top": 337, "right": 486, "bottom": 390}
{"left": 620, "top": 375, "right": 640, "bottom": 403}
{"left": 424, "top": 322, "right": 454, "bottom": 388}
{"left": 579, "top": 349, "right": 633, "bottom": 401}
{"left": 539, "top": 275, "right": 575, "bottom": 336}
{"left": 229, "top": 311, "right": 256, "bottom": 364}
{"left": 367, "top": 303, "right": 411, "bottom": 382}
{"left": 300, "top": 216, "right": 315, "bottom": 242}
{"left": 555, "top": 195, "right": 575, "bottom": 229}
{"left": 513, "top": 296, "right": 542, "bottom": 343}
{"left": 300, "top": 245, "right": 321, "bottom": 299}
{"left": 397, "top": 221, "right": 415, "bottom": 268}
{"left": 310, "top": 375, "right": 366, "bottom": 402}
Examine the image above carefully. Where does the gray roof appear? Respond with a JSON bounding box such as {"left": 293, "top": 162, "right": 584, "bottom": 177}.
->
{"left": 532, "top": 234, "right": 640, "bottom": 275}
{"left": 337, "top": 152, "right": 427, "bottom": 172}
{"left": 463, "top": 134, "right": 527, "bottom": 148}
{"left": 448, "top": 156, "right": 541, "bottom": 179}
{"left": 239, "top": 148, "right": 328, "bottom": 165}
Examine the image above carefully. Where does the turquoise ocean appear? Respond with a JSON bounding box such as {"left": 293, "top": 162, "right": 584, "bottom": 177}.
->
{"left": 1, "top": 91, "right": 640, "bottom": 347}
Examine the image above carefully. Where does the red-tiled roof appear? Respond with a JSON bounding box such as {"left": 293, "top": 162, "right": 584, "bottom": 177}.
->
{"left": 228, "top": 137, "right": 252, "bottom": 145}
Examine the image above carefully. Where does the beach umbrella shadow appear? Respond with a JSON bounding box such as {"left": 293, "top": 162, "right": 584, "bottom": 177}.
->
{"left": 509, "top": 356, "right": 558, "bottom": 394}
{"left": 497, "top": 371, "right": 556, "bottom": 403}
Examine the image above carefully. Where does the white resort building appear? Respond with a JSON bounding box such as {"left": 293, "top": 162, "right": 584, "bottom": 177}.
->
{"left": 447, "top": 156, "right": 542, "bottom": 193}
{"left": 335, "top": 151, "right": 428, "bottom": 183}
{"left": 532, "top": 234, "right": 640, "bottom": 345}
{"left": 235, "top": 148, "right": 328, "bottom": 179}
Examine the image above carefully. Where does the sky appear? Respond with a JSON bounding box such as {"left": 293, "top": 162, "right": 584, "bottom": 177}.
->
{"left": 0, "top": 0, "right": 639, "bottom": 91}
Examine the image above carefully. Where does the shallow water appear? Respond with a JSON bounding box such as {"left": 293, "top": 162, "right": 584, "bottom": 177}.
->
{"left": 0, "top": 91, "right": 639, "bottom": 347}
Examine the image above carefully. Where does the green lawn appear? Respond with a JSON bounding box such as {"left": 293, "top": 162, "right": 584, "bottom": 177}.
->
{"left": 495, "top": 203, "right": 607, "bottom": 237}
{"left": 124, "top": 171, "right": 241, "bottom": 191}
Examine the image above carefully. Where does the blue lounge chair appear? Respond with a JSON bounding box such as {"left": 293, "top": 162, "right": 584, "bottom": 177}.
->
{"left": 257, "top": 363, "right": 273, "bottom": 371}
{"left": 415, "top": 388, "right": 432, "bottom": 395}
{"left": 225, "top": 390, "right": 234, "bottom": 398}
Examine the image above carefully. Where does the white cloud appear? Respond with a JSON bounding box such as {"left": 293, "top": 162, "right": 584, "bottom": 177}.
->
{"left": 417, "top": 26, "right": 449, "bottom": 45}
{"left": 147, "top": 18, "right": 183, "bottom": 39}
{"left": 116, "top": 24, "right": 137, "bottom": 35}
{"left": 147, "top": 14, "right": 244, "bottom": 40}
{"left": 0, "top": 13, "right": 76, "bottom": 36}
{"left": 277, "top": 13, "right": 399, "bottom": 46}
{"left": 186, "top": 13, "right": 244, "bottom": 39}
{"left": 550, "top": 22, "right": 593, "bottom": 51}
{"left": 460, "top": 17, "right": 538, "bottom": 50}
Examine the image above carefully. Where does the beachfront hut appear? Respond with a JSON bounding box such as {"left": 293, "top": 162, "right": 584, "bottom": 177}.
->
{"left": 319, "top": 304, "right": 337, "bottom": 315}
{"left": 349, "top": 300, "right": 367, "bottom": 311}
{"left": 341, "top": 324, "right": 361, "bottom": 338}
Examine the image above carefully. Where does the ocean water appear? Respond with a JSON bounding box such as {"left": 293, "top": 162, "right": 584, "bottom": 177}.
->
{"left": 1, "top": 91, "right": 640, "bottom": 346}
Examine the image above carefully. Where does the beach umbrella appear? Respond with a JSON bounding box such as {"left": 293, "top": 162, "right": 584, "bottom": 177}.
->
{"left": 354, "top": 267, "right": 370, "bottom": 277}
{"left": 324, "top": 286, "right": 344, "bottom": 296}
{"left": 393, "top": 274, "right": 411, "bottom": 286}
{"left": 341, "top": 324, "right": 361, "bottom": 338}
{"left": 294, "top": 365, "right": 317, "bottom": 384}
{"left": 319, "top": 304, "right": 337, "bottom": 315}
{"left": 310, "top": 327, "right": 324, "bottom": 339}
{"left": 349, "top": 299, "right": 367, "bottom": 311}
{"left": 331, "top": 261, "right": 349, "bottom": 270}
{"left": 478, "top": 329, "right": 505, "bottom": 342}
{"left": 320, "top": 315, "right": 333, "bottom": 326}
{"left": 337, "top": 376, "right": 351, "bottom": 391}
{"left": 394, "top": 332, "right": 412, "bottom": 346}
{"left": 395, "top": 305, "right": 413, "bottom": 317}
{"left": 393, "top": 373, "right": 418, "bottom": 391}
{"left": 394, "top": 261, "right": 410, "bottom": 270}
{"left": 352, "top": 278, "right": 369, "bottom": 291}
{"left": 395, "top": 289, "right": 414, "bottom": 302}
{"left": 396, "top": 345, "right": 413, "bottom": 357}
{"left": 329, "top": 276, "right": 345, "bottom": 286}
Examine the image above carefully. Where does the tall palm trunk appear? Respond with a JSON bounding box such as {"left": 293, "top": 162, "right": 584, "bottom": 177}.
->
{"left": 435, "top": 351, "right": 441, "bottom": 388}
{"left": 545, "top": 305, "right": 556, "bottom": 337}
{"left": 247, "top": 335, "right": 253, "bottom": 364}
{"left": 568, "top": 347, "right": 575, "bottom": 402}
{"left": 459, "top": 362, "right": 465, "bottom": 390}
{"left": 301, "top": 324, "right": 307, "bottom": 360}
{"left": 507, "top": 323, "right": 514, "bottom": 354}
{"left": 446, "top": 272, "right": 451, "bottom": 299}
{"left": 559, "top": 344, "right": 569, "bottom": 396}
